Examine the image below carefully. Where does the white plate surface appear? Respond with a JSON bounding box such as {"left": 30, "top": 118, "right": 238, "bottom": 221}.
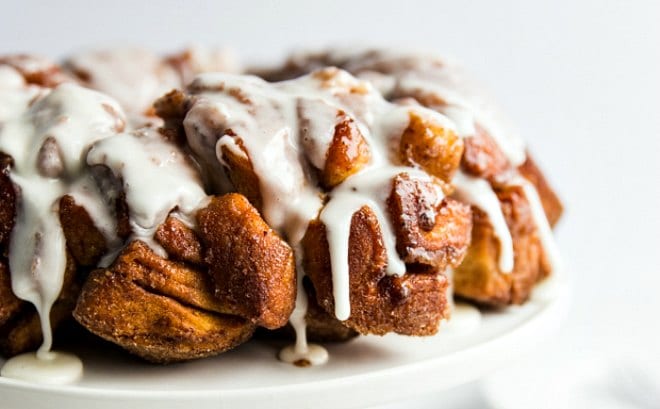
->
{"left": 0, "top": 271, "right": 570, "bottom": 409}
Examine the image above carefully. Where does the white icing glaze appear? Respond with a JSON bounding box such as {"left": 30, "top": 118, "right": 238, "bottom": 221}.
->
{"left": 183, "top": 69, "right": 456, "bottom": 364}
{"left": 515, "top": 177, "right": 562, "bottom": 273}
{"left": 453, "top": 171, "right": 515, "bottom": 273}
{"left": 283, "top": 250, "right": 329, "bottom": 365}
{"left": 396, "top": 69, "right": 526, "bottom": 166}
{"left": 0, "top": 55, "right": 61, "bottom": 83}
{"left": 375, "top": 53, "right": 562, "bottom": 275}
{"left": 68, "top": 174, "right": 122, "bottom": 248}
{"left": 441, "top": 105, "right": 476, "bottom": 139}
{"left": 297, "top": 98, "right": 341, "bottom": 169}
{"left": 184, "top": 72, "right": 328, "bottom": 362}
{"left": 0, "top": 74, "right": 211, "bottom": 379}
{"left": 278, "top": 343, "right": 329, "bottom": 367}
{"left": 321, "top": 166, "right": 434, "bottom": 320}
{"left": 0, "top": 83, "right": 125, "bottom": 356}
{"left": 0, "top": 351, "right": 83, "bottom": 384}
{"left": 0, "top": 49, "right": 562, "bottom": 376}
{"left": 284, "top": 50, "right": 563, "bottom": 277}
{"left": 0, "top": 66, "right": 27, "bottom": 89}
{"left": 87, "top": 127, "right": 208, "bottom": 255}
{"left": 185, "top": 73, "right": 324, "bottom": 244}
{"left": 315, "top": 49, "right": 528, "bottom": 166}
{"left": 445, "top": 267, "right": 455, "bottom": 311}
{"left": 64, "top": 47, "right": 239, "bottom": 129}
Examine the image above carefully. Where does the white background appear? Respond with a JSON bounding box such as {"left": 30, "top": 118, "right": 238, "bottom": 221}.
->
{"left": 2, "top": 0, "right": 659, "bottom": 407}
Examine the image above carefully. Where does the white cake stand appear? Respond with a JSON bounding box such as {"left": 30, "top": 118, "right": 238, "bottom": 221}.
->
{"left": 0, "top": 270, "right": 570, "bottom": 409}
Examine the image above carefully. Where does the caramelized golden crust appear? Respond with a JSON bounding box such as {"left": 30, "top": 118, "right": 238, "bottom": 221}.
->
{"left": 518, "top": 156, "right": 563, "bottom": 227}
{"left": 302, "top": 207, "right": 450, "bottom": 336}
{"left": 388, "top": 174, "right": 472, "bottom": 268}
{"left": 399, "top": 111, "right": 464, "bottom": 186}
{"left": 0, "top": 50, "right": 567, "bottom": 364}
{"left": 303, "top": 283, "right": 359, "bottom": 342}
{"left": 74, "top": 241, "right": 256, "bottom": 363}
{"left": 59, "top": 195, "right": 108, "bottom": 267}
{"left": 219, "top": 138, "right": 264, "bottom": 211}
{"left": 461, "top": 125, "right": 513, "bottom": 185}
{"left": 251, "top": 51, "right": 564, "bottom": 308}
{"left": 154, "top": 216, "right": 204, "bottom": 265}
{"left": 453, "top": 153, "right": 561, "bottom": 306}
{"left": 321, "top": 116, "right": 371, "bottom": 188}
{"left": 197, "top": 194, "right": 296, "bottom": 330}
{"left": 75, "top": 271, "right": 254, "bottom": 364}
{"left": 110, "top": 241, "right": 234, "bottom": 317}
{"left": 454, "top": 185, "right": 550, "bottom": 306}
{"left": 5, "top": 190, "right": 293, "bottom": 360}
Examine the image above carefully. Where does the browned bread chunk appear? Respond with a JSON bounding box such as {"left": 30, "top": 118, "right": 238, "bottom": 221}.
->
{"left": 461, "top": 125, "right": 513, "bottom": 185}
{"left": 154, "top": 216, "right": 204, "bottom": 265}
{"left": 321, "top": 115, "right": 370, "bottom": 189}
{"left": 197, "top": 194, "right": 296, "bottom": 330}
{"left": 59, "top": 195, "right": 108, "bottom": 267}
{"left": 453, "top": 185, "right": 550, "bottom": 305}
{"left": 153, "top": 89, "right": 189, "bottom": 145}
{"left": 73, "top": 241, "right": 255, "bottom": 363}
{"left": 302, "top": 206, "right": 450, "bottom": 336}
{"left": 399, "top": 111, "right": 464, "bottom": 187}
{"left": 387, "top": 173, "right": 472, "bottom": 268}
{"left": 218, "top": 137, "right": 264, "bottom": 211}
{"left": 518, "top": 156, "right": 563, "bottom": 226}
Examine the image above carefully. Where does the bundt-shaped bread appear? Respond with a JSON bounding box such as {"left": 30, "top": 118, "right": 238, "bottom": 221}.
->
{"left": 0, "top": 48, "right": 562, "bottom": 365}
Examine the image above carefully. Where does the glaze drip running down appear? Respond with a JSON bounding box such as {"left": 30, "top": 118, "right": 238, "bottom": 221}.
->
{"left": 270, "top": 49, "right": 561, "bottom": 273}
{"left": 0, "top": 82, "right": 125, "bottom": 356}
{"left": 0, "top": 63, "right": 214, "bottom": 380}
{"left": 0, "top": 48, "right": 563, "bottom": 376}
{"left": 87, "top": 127, "right": 209, "bottom": 259}
{"left": 182, "top": 68, "right": 460, "bottom": 361}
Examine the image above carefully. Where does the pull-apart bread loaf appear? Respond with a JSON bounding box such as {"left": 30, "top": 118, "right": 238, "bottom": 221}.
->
{"left": 0, "top": 48, "right": 561, "bottom": 364}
